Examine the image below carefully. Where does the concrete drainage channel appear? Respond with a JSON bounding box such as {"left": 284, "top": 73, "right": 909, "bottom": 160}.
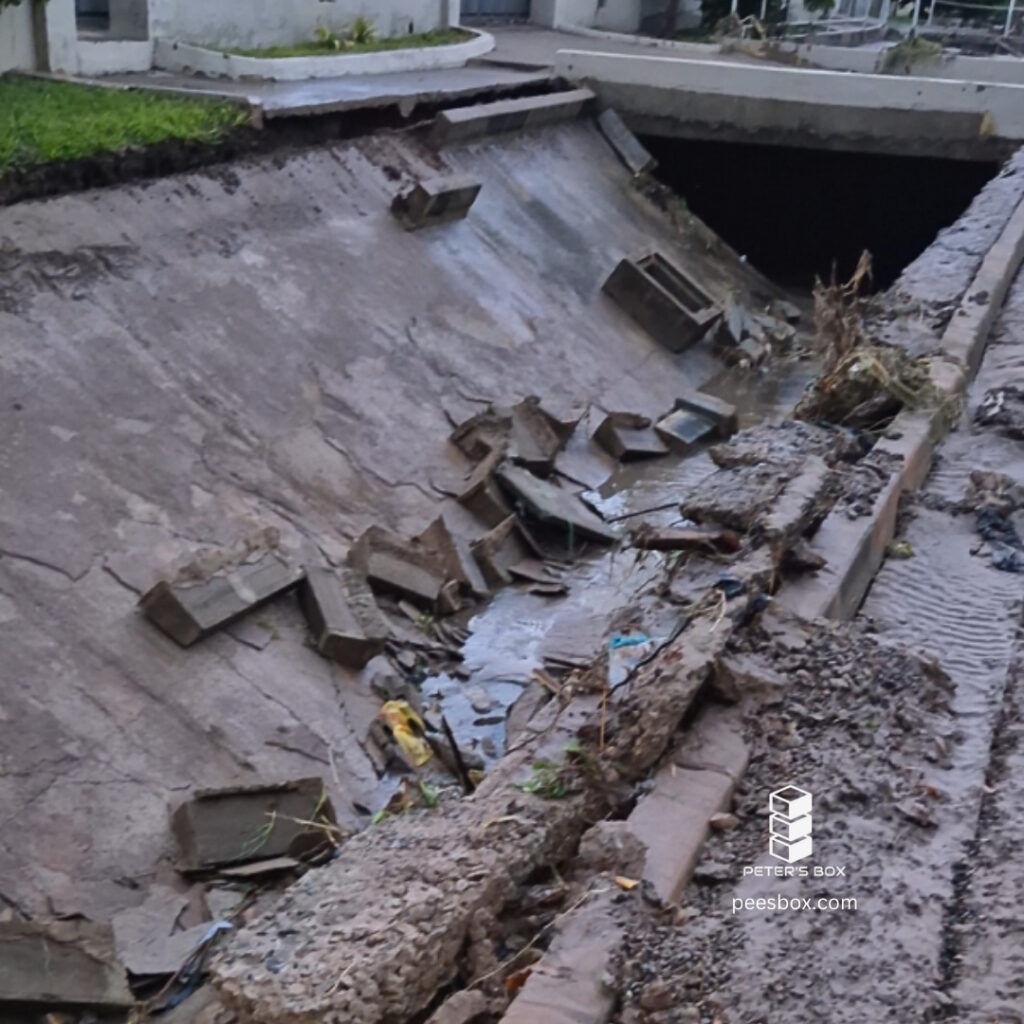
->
{"left": 7, "top": 85, "right": 1024, "bottom": 1024}
{"left": 178, "top": 147, "right": 1024, "bottom": 1023}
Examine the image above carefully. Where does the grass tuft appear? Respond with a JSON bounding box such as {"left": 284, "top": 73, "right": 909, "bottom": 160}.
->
{"left": 0, "top": 74, "right": 248, "bottom": 174}
{"left": 227, "top": 28, "right": 471, "bottom": 59}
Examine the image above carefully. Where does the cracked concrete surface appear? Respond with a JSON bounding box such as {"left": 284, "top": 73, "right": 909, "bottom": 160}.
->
{"left": 0, "top": 121, "right": 775, "bottom": 923}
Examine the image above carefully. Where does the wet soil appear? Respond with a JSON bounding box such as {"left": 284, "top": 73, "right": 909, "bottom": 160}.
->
{"left": 613, "top": 615, "right": 958, "bottom": 1024}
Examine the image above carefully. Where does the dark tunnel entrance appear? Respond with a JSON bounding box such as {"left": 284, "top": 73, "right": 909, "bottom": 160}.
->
{"left": 640, "top": 136, "right": 1000, "bottom": 291}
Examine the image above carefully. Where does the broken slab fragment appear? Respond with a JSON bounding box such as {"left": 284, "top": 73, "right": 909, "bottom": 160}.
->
{"left": 603, "top": 252, "right": 721, "bottom": 352}
{"left": 139, "top": 553, "right": 304, "bottom": 647}
{"left": 593, "top": 412, "right": 668, "bottom": 461}
{"left": 597, "top": 107, "right": 657, "bottom": 176}
{"left": 457, "top": 450, "right": 514, "bottom": 528}
{"left": 470, "top": 515, "right": 534, "bottom": 589}
{"left": 172, "top": 777, "right": 336, "bottom": 871}
{"left": 348, "top": 526, "right": 447, "bottom": 609}
{"left": 391, "top": 175, "right": 481, "bottom": 231}
{"left": 495, "top": 463, "right": 619, "bottom": 544}
{"left": 417, "top": 512, "right": 490, "bottom": 598}
{"left": 0, "top": 919, "right": 133, "bottom": 1013}
{"left": 672, "top": 389, "right": 738, "bottom": 438}
{"left": 654, "top": 407, "right": 715, "bottom": 452}
{"left": 299, "top": 566, "right": 389, "bottom": 668}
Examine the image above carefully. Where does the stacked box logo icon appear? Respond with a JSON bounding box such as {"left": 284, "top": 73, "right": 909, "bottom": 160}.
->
{"left": 769, "top": 786, "right": 812, "bottom": 863}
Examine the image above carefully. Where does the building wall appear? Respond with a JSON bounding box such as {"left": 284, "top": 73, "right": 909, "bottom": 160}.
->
{"left": 0, "top": 1, "right": 36, "bottom": 72}
{"left": 148, "top": 0, "right": 446, "bottom": 49}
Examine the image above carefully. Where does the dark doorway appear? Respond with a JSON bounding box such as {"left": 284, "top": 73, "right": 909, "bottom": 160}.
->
{"left": 641, "top": 135, "right": 999, "bottom": 290}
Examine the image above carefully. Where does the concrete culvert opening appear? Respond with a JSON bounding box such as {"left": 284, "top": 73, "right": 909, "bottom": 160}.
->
{"left": 640, "top": 136, "right": 1000, "bottom": 291}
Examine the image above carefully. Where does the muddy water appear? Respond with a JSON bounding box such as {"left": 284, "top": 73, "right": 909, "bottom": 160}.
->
{"left": 426, "top": 357, "right": 819, "bottom": 771}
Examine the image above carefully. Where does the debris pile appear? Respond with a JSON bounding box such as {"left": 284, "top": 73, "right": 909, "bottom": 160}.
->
{"left": 795, "top": 252, "right": 942, "bottom": 431}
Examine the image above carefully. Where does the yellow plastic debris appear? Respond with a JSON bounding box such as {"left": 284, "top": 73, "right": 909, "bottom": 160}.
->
{"left": 379, "top": 700, "right": 432, "bottom": 767}
{"left": 614, "top": 875, "right": 640, "bottom": 891}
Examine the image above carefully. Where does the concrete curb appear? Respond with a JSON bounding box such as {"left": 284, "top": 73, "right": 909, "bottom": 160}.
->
{"left": 498, "top": 708, "right": 748, "bottom": 1024}
{"left": 153, "top": 29, "right": 494, "bottom": 82}
{"left": 431, "top": 87, "right": 595, "bottom": 146}
{"left": 781, "top": 193, "right": 1024, "bottom": 622}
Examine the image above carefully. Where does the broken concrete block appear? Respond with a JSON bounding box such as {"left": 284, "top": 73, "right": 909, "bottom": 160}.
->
{"left": 299, "top": 566, "right": 389, "bottom": 668}
{"left": 457, "top": 450, "right": 514, "bottom": 528}
{"left": 391, "top": 174, "right": 481, "bottom": 231}
{"left": 172, "top": 777, "right": 336, "bottom": 871}
{"left": 112, "top": 886, "right": 217, "bottom": 979}
{"left": 451, "top": 398, "right": 569, "bottom": 476}
{"left": 348, "top": 526, "right": 447, "bottom": 609}
{"left": 603, "top": 252, "right": 720, "bottom": 352}
{"left": 509, "top": 396, "right": 569, "bottom": 475}
{"left": 417, "top": 513, "right": 490, "bottom": 598}
{"left": 430, "top": 88, "right": 595, "bottom": 147}
{"left": 597, "top": 108, "right": 657, "bottom": 175}
{"left": 495, "top": 462, "right": 619, "bottom": 544}
{"left": 594, "top": 411, "right": 668, "bottom": 461}
{"left": 654, "top": 407, "right": 715, "bottom": 452}
{"left": 470, "top": 516, "right": 533, "bottom": 589}
{"left": 0, "top": 919, "right": 133, "bottom": 1012}
{"left": 450, "top": 408, "right": 513, "bottom": 462}
{"left": 672, "top": 389, "right": 738, "bottom": 438}
{"left": 681, "top": 463, "right": 790, "bottom": 533}
{"left": 139, "top": 553, "right": 304, "bottom": 647}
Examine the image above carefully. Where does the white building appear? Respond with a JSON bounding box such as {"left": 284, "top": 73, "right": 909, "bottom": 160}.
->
{"left": 0, "top": 0, "right": 697, "bottom": 76}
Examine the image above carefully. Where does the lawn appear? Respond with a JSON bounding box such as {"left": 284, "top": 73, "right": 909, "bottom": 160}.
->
{"left": 228, "top": 27, "right": 472, "bottom": 59}
{"left": 0, "top": 75, "right": 248, "bottom": 174}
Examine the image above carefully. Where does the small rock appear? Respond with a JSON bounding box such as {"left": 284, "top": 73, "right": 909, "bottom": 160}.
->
{"left": 639, "top": 981, "right": 675, "bottom": 1012}
{"left": 709, "top": 812, "right": 740, "bottom": 831}
{"left": 692, "top": 860, "right": 733, "bottom": 884}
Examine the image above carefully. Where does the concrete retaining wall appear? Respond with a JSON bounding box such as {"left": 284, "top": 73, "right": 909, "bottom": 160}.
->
{"left": 0, "top": 2, "right": 36, "bottom": 72}
{"left": 153, "top": 28, "right": 492, "bottom": 81}
{"left": 733, "top": 37, "right": 1024, "bottom": 84}
{"left": 556, "top": 49, "right": 1024, "bottom": 158}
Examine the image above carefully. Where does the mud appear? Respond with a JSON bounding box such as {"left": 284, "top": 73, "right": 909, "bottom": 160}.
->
{"left": 612, "top": 616, "right": 958, "bottom": 1024}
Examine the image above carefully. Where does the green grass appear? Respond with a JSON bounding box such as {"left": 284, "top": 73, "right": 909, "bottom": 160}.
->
{"left": 0, "top": 75, "right": 248, "bottom": 174}
{"left": 227, "top": 28, "right": 472, "bottom": 59}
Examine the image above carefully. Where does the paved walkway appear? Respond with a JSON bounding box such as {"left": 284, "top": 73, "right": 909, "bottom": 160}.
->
{"left": 100, "top": 63, "right": 553, "bottom": 118}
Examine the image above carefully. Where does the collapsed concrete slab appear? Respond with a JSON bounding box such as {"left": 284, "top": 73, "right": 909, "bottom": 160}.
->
{"left": 431, "top": 89, "right": 596, "bottom": 146}
{"left": 0, "top": 919, "right": 133, "bottom": 1013}
{"left": 494, "top": 463, "right": 619, "bottom": 544}
{"left": 139, "top": 553, "right": 305, "bottom": 647}
{"left": 418, "top": 512, "right": 491, "bottom": 598}
{"left": 299, "top": 566, "right": 389, "bottom": 668}
{"left": 391, "top": 175, "right": 482, "bottom": 231}
{"left": 597, "top": 107, "right": 657, "bottom": 176}
{"left": 348, "top": 526, "right": 447, "bottom": 610}
{"left": 172, "top": 777, "right": 336, "bottom": 871}
{"left": 603, "top": 252, "right": 721, "bottom": 352}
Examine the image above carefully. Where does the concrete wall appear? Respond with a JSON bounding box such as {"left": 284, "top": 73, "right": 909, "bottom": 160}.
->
{"left": 148, "top": 0, "right": 446, "bottom": 49}
{"left": 532, "top": 0, "right": 699, "bottom": 31}
{"left": 556, "top": 49, "right": 1024, "bottom": 159}
{"left": 0, "top": 1, "right": 36, "bottom": 72}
